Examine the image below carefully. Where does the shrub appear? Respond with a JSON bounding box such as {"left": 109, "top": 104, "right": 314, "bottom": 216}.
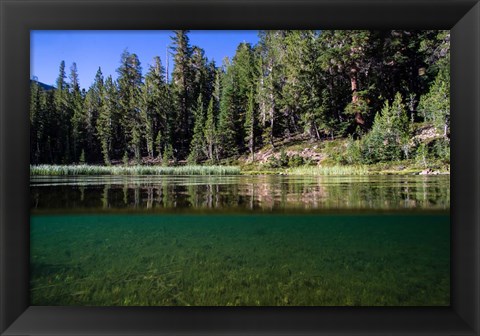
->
{"left": 265, "top": 155, "right": 280, "bottom": 168}
{"left": 415, "top": 143, "right": 429, "bottom": 168}
{"left": 122, "top": 151, "right": 129, "bottom": 166}
{"left": 288, "top": 154, "right": 305, "bottom": 168}
{"left": 265, "top": 149, "right": 290, "bottom": 169}
{"left": 279, "top": 149, "right": 289, "bottom": 167}
{"left": 432, "top": 137, "right": 450, "bottom": 164}
{"left": 162, "top": 144, "right": 174, "bottom": 167}
{"left": 79, "top": 149, "right": 86, "bottom": 164}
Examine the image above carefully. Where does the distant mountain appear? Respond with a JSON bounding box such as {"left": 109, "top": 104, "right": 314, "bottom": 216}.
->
{"left": 30, "top": 79, "right": 55, "bottom": 91}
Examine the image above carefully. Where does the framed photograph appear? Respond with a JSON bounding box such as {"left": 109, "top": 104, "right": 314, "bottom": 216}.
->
{"left": 1, "top": 0, "right": 479, "bottom": 335}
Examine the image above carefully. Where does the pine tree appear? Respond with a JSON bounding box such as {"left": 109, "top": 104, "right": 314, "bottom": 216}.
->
{"left": 318, "top": 30, "right": 373, "bottom": 128}
{"left": 218, "top": 58, "right": 239, "bottom": 157}
{"left": 191, "top": 46, "right": 210, "bottom": 106}
{"left": 97, "top": 76, "right": 117, "bottom": 165}
{"left": 83, "top": 67, "right": 104, "bottom": 163}
{"left": 418, "top": 58, "right": 450, "bottom": 138}
{"left": 170, "top": 30, "right": 194, "bottom": 159}
{"left": 362, "top": 92, "right": 410, "bottom": 163}
{"left": 244, "top": 88, "right": 257, "bottom": 162}
{"left": 117, "top": 50, "right": 143, "bottom": 162}
{"left": 282, "top": 30, "right": 325, "bottom": 139}
{"left": 141, "top": 56, "right": 169, "bottom": 158}
{"left": 257, "top": 31, "right": 287, "bottom": 146}
{"left": 204, "top": 97, "right": 217, "bottom": 163}
{"left": 40, "top": 89, "right": 56, "bottom": 163}
{"left": 69, "top": 62, "right": 86, "bottom": 163}
{"left": 30, "top": 79, "right": 42, "bottom": 163}
{"left": 218, "top": 43, "right": 257, "bottom": 158}
{"left": 188, "top": 93, "right": 206, "bottom": 164}
{"left": 53, "top": 60, "right": 72, "bottom": 163}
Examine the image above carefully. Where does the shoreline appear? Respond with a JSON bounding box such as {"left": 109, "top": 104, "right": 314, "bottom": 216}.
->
{"left": 30, "top": 164, "right": 450, "bottom": 177}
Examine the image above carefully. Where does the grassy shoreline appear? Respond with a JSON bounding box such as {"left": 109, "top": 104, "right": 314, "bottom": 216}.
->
{"left": 30, "top": 163, "right": 449, "bottom": 176}
{"left": 30, "top": 164, "right": 241, "bottom": 176}
{"left": 244, "top": 164, "right": 450, "bottom": 176}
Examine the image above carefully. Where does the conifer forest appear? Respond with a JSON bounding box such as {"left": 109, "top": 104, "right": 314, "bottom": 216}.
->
{"left": 30, "top": 30, "right": 450, "bottom": 171}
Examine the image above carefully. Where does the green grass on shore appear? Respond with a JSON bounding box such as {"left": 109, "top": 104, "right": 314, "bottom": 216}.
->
{"left": 285, "top": 165, "right": 369, "bottom": 176}
{"left": 30, "top": 164, "right": 241, "bottom": 176}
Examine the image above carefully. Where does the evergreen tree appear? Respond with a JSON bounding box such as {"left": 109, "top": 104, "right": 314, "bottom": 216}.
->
{"left": 244, "top": 88, "right": 257, "bottom": 162}
{"left": 97, "top": 76, "right": 117, "bottom": 165}
{"left": 367, "top": 30, "right": 438, "bottom": 121}
{"left": 83, "top": 67, "right": 104, "bottom": 163}
{"left": 318, "top": 30, "right": 374, "bottom": 129}
{"left": 30, "top": 79, "right": 42, "bottom": 163}
{"left": 362, "top": 93, "right": 410, "bottom": 163}
{"left": 170, "top": 30, "right": 194, "bottom": 159}
{"left": 204, "top": 97, "right": 217, "bottom": 163}
{"left": 53, "top": 60, "right": 72, "bottom": 163}
{"left": 69, "top": 62, "right": 86, "bottom": 162}
{"left": 188, "top": 93, "right": 206, "bottom": 164}
{"left": 282, "top": 30, "right": 326, "bottom": 139}
{"left": 418, "top": 65, "right": 450, "bottom": 138}
{"left": 205, "top": 61, "right": 218, "bottom": 107}
{"left": 218, "top": 43, "right": 257, "bottom": 157}
{"left": 191, "top": 47, "right": 211, "bottom": 107}
{"left": 40, "top": 89, "right": 56, "bottom": 163}
{"left": 218, "top": 58, "right": 239, "bottom": 157}
{"left": 257, "top": 31, "right": 287, "bottom": 146}
{"left": 141, "top": 56, "right": 170, "bottom": 158}
{"left": 117, "top": 50, "right": 143, "bottom": 162}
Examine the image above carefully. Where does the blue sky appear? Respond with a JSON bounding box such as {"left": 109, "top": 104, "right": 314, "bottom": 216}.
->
{"left": 31, "top": 30, "right": 260, "bottom": 89}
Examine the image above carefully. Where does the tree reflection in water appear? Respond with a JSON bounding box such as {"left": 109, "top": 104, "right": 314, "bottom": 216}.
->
{"left": 30, "top": 175, "right": 450, "bottom": 213}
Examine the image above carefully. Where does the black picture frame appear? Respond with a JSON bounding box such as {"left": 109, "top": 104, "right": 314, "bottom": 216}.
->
{"left": 1, "top": 0, "right": 479, "bottom": 335}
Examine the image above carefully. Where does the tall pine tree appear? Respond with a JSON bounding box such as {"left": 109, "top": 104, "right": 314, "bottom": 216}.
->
{"left": 170, "top": 30, "right": 194, "bottom": 160}
{"left": 96, "top": 76, "right": 117, "bottom": 165}
{"left": 117, "top": 50, "right": 143, "bottom": 162}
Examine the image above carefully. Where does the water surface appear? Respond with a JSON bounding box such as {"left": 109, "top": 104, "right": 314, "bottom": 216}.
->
{"left": 31, "top": 175, "right": 450, "bottom": 212}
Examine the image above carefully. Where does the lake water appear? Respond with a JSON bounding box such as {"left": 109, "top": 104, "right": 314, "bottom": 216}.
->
{"left": 30, "top": 175, "right": 450, "bottom": 306}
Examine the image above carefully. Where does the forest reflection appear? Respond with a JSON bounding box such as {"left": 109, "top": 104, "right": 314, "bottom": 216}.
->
{"left": 30, "top": 175, "right": 450, "bottom": 213}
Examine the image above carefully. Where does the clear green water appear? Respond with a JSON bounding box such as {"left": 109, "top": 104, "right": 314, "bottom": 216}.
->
{"left": 30, "top": 175, "right": 450, "bottom": 306}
